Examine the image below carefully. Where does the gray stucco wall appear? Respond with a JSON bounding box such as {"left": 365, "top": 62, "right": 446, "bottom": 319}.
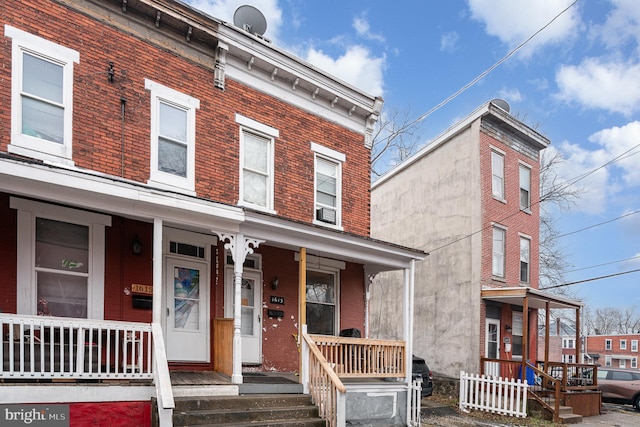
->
{"left": 370, "top": 120, "right": 483, "bottom": 378}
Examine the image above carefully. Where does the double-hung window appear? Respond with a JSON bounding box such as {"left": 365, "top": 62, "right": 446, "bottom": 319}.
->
{"left": 605, "top": 339, "right": 612, "bottom": 350}
{"left": 632, "top": 340, "right": 638, "bottom": 352}
{"left": 236, "top": 114, "right": 278, "bottom": 212}
{"left": 11, "top": 198, "right": 110, "bottom": 319}
{"left": 6, "top": 25, "right": 79, "bottom": 166}
{"left": 519, "top": 163, "right": 531, "bottom": 211}
{"left": 512, "top": 311, "right": 523, "bottom": 359}
{"left": 306, "top": 269, "right": 338, "bottom": 335}
{"left": 520, "top": 236, "right": 530, "bottom": 283}
{"left": 311, "top": 143, "right": 345, "bottom": 228}
{"left": 492, "top": 226, "right": 506, "bottom": 278}
{"left": 620, "top": 339, "right": 627, "bottom": 350}
{"left": 146, "top": 80, "right": 199, "bottom": 193}
{"left": 491, "top": 150, "right": 505, "bottom": 200}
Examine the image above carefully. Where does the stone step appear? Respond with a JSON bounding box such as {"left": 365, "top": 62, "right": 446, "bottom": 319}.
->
{"left": 558, "top": 413, "right": 583, "bottom": 424}
{"left": 173, "top": 393, "right": 313, "bottom": 411}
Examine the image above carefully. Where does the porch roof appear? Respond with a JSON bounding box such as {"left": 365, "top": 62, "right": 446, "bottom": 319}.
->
{"left": 481, "top": 286, "right": 583, "bottom": 310}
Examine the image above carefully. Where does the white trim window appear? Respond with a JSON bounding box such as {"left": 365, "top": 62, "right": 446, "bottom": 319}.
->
{"left": 311, "top": 142, "right": 345, "bottom": 228}
{"left": 491, "top": 150, "right": 505, "bottom": 200}
{"left": 605, "top": 339, "right": 612, "bottom": 351}
{"left": 520, "top": 236, "right": 530, "bottom": 283}
{"left": 563, "top": 338, "right": 575, "bottom": 349}
{"left": 632, "top": 357, "right": 638, "bottom": 369}
{"left": 6, "top": 25, "right": 79, "bottom": 166}
{"left": 236, "top": 114, "right": 279, "bottom": 212}
{"left": 519, "top": 163, "right": 531, "bottom": 211}
{"left": 512, "top": 311, "right": 523, "bottom": 359}
{"left": 145, "top": 79, "right": 200, "bottom": 193}
{"left": 306, "top": 267, "right": 339, "bottom": 336}
{"left": 492, "top": 226, "right": 506, "bottom": 278}
{"left": 11, "top": 198, "right": 110, "bottom": 319}
{"left": 632, "top": 340, "right": 638, "bottom": 352}
{"left": 605, "top": 355, "right": 611, "bottom": 366}
{"left": 620, "top": 339, "right": 627, "bottom": 350}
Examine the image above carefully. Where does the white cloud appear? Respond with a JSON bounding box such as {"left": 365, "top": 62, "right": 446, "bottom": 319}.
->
{"left": 497, "top": 87, "right": 522, "bottom": 103}
{"left": 305, "top": 46, "right": 386, "bottom": 96}
{"left": 467, "top": 0, "right": 581, "bottom": 58}
{"left": 593, "top": 0, "right": 640, "bottom": 50}
{"left": 440, "top": 31, "right": 460, "bottom": 53}
{"left": 353, "top": 14, "right": 385, "bottom": 43}
{"left": 588, "top": 121, "right": 640, "bottom": 187}
{"left": 555, "top": 59, "right": 640, "bottom": 116}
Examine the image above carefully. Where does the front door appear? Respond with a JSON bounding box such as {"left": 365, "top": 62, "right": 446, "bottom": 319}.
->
{"left": 485, "top": 319, "right": 500, "bottom": 377}
{"left": 225, "top": 269, "right": 262, "bottom": 364}
{"left": 165, "top": 258, "right": 209, "bottom": 362}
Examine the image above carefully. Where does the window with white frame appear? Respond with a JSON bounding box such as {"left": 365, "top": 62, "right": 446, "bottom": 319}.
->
{"left": 492, "top": 226, "right": 506, "bottom": 277}
{"left": 605, "top": 339, "right": 612, "bottom": 350}
{"left": 563, "top": 338, "right": 575, "bottom": 349}
{"left": 311, "top": 143, "right": 344, "bottom": 228}
{"left": 11, "top": 198, "right": 110, "bottom": 319}
{"left": 620, "top": 339, "right": 627, "bottom": 350}
{"left": 632, "top": 340, "right": 638, "bottom": 352}
{"left": 633, "top": 358, "right": 638, "bottom": 368}
{"left": 519, "top": 164, "right": 531, "bottom": 211}
{"left": 306, "top": 268, "right": 339, "bottom": 335}
{"left": 6, "top": 25, "right": 79, "bottom": 166}
{"left": 491, "top": 150, "right": 505, "bottom": 200}
{"left": 512, "top": 311, "right": 523, "bottom": 359}
{"left": 620, "top": 359, "right": 626, "bottom": 368}
{"left": 236, "top": 114, "right": 278, "bottom": 212}
{"left": 605, "top": 355, "right": 611, "bottom": 366}
{"left": 520, "top": 236, "right": 530, "bottom": 283}
{"left": 145, "top": 79, "right": 199, "bottom": 193}
{"left": 562, "top": 354, "right": 574, "bottom": 363}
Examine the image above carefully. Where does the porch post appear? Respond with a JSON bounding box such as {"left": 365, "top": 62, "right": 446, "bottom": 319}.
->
{"left": 298, "top": 247, "right": 306, "bottom": 384}
{"left": 152, "top": 219, "right": 163, "bottom": 325}
{"left": 404, "top": 260, "right": 415, "bottom": 383}
{"left": 216, "top": 232, "right": 264, "bottom": 384}
{"left": 544, "top": 301, "right": 550, "bottom": 370}
{"left": 522, "top": 296, "right": 529, "bottom": 382}
{"left": 575, "top": 307, "right": 581, "bottom": 363}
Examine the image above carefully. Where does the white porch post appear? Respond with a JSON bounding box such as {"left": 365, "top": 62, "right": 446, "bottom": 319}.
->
{"left": 152, "top": 219, "right": 163, "bottom": 324}
{"left": 404, "top": 260, "right": 416, "bottom": 423}
{"left": 216, "top": 232, "right": 263, "bottom": 384}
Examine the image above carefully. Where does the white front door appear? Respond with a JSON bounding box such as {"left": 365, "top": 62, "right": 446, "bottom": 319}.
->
{"left": 485, "top": 319, "right": 500, "bottom": 377}
{"left": 166, "top": 258, "right": 209, "bottom": 362}
{"left": 225, "top": 269, "right": 262, "bottom": 364}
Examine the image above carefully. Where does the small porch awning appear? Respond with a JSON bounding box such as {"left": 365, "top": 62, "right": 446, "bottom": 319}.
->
{"left": 481, "top": 286, "right": 583, "bottom": 310}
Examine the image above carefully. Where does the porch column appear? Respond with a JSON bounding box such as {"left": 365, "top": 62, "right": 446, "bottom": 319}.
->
{"left": 152, "top": 219, "right": 163, "bottom": 325}
{"left": 403, "top": 260, "right": 416, "bottom": 384}
{"left": 216, "top": 233, "right": 264, "bottom": 384}
{"left": 298, "top": 247, "right": 307, "bottom": 384}
{"left": 575, "top": 307, "right": 581, "bottom": 363}
{"left": 522, "top": 296, "right": 529, "bottom": 382}
{"left": 544, "top": 301, "right": 550, "bottom": 370}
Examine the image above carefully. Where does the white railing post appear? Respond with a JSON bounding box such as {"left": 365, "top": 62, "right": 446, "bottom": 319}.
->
{"left": 301, "top": 324, "right": 309, "bottom": 394}
{"left": 151, "top": 322, "right": 174, "bottom": 427}
{"left": 336, "top": 390, "right": 346, "bottom": 427}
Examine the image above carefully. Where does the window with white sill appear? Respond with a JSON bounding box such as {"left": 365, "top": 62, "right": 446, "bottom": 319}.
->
{"left": 632, "top": 340, "right": 638, "bottom": 352}
{"left": 311, "top": 143, "right": 344, "bottom": 228}
{"left": 620, "top": 339, "right": 627, "bottom": 350}
{"left": 145, "top": 79, "right": 200, "bottom": 193}
{"left": 492, "top": 226, "right": 506, "bottom": 277}
{"left": 519, "top": 164, "right": 531, "bottom": 211}
{"left": 491, "top": 150, "right": 505, "bottom": 200}
{"left": 306, "top": 268, "right": 339, "bottom": 335}
{"left": 605, "top": 339, "right": 612, "bottom": 350}
{"left": 236, "top": 114, "right": 278, "bottom": 212}
{"left": 6, "top": 25, "right": 79, "bottom": 166}
{"left": 520, "top": 236, "right": 530, "bottom": 283}
{"left": 11, "top": 198, "right": 110, "bottom": 319}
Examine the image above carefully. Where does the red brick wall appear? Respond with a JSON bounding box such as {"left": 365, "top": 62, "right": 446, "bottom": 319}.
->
{"left": 587, "top": 334, "right": 640, "bottom": 368}
{"left": 70, "top": 401, "right": 150, "bottom": 427}
{"left": 0, "top": 0, "right": 371, "bottom": 236}
{"left": 0, "top": 193, "right": 17, "bottom": 313}
{"left": 479, "top": 131, "right": 541, "bottom": 289}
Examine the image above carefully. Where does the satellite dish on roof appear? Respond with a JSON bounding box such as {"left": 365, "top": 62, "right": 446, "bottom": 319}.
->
{"left": 491, "top": 98, "right": 510, "bottom": 113}
{"left": 233, "top": 5, "right": 267, "bottom": 36}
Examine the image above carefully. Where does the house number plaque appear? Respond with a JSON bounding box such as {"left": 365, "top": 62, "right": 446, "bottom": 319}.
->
{"left": 270, "top": 296, "right": 284, "bottom": 305}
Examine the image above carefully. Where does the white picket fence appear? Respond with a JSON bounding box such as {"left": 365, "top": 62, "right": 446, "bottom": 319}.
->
{"left": 459, "top": 371, "right": 528, "bottom": 418}
{"left": 408, "top": 378, "right": 422, "bottom": 426}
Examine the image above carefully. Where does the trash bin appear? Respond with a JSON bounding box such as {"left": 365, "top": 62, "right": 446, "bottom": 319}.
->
{"left": 339, "top": 328, "right": 361, "bottom": 338}
{"left": 518, "top": 364, "right": 535, "bottom": 385}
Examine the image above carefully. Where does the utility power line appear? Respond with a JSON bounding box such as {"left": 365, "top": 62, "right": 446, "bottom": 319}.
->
{"left": 556, "top": 209, "right": 640, "bottom": 239}
{"left": 540, "top": 268, "right": 640, "bottom": 290}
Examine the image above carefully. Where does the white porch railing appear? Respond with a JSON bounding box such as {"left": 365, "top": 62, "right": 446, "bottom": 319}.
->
{"left": 0, "top": 313, "right": 153, "bottom": 380}
{"left": 459, "top": 371, "right": 528, "bottom": 418}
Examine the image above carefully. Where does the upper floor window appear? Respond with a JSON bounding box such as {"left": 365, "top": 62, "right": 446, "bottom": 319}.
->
{"left": 311, "top": 143, "right": 345, "bottom": 228}
{"left": 6, "top": 25, "right": 79, "bottom": 166}
{"left": 519, "top": 164, "right": 532, "bottom": 211}
{"left": 492, "top": 226, "right": 506, "bottom": 277}
{"left": 236, "top": 114, "right": 279, "bottom": 212}
{"left": 491, "top": 150, "right": 505, "bottom": 200}
{"left": 632, "top": 340, "right": 638, "bottom": 352}
{"left": 520, "top": 236, "right": 530, "bottom": 283}
{"left": 145, "top": 79, "right": 200, "bottom": 193}
{"left": 620, "top": 339, "right": 627, "bottom": 350}
{"left": 605, "top": 339, "right": 612, "bottom": 350}
{"left": 563, "top": 338, "right": 575, "bottom": 349}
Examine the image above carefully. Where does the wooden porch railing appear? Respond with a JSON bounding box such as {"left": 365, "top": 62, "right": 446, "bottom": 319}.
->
{"left": 302, "top": 333, "right": 346, "bottom": 427}
{"left": 309, "top": 335, "right": 406, "bottom": 378}
{"left": 1, "top": 313, "right": 154, "bottom": 380}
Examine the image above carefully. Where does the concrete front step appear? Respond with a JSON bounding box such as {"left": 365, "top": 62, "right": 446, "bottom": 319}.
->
{"left": 171, "top": 394, "right": 325, "bottom": 427}
{"left": 558, "top": 413, "right": 583, "bottom": 424}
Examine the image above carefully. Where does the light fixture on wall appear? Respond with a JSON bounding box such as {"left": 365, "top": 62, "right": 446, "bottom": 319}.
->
{"left": 271, "top": 277, "right": 279, "bottom": 290}
{"left": 132, "top": 235, "right": 142, "bottom": 255}
{"left": 505, "top": 325, "right": 512, "bottom": 332}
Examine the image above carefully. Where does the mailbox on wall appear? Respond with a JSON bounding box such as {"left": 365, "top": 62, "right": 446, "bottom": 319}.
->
{"left": 131, "top": 284, "right": 153, "bottom": 309}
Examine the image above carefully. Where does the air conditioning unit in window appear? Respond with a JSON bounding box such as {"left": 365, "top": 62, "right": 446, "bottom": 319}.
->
{"left": 316, "top": 207, "right": 336, "bottom": 224}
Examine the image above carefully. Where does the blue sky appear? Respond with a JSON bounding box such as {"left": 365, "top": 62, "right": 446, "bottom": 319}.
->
{"left": 185, "top": 1, "right": 640, "bottom": 311}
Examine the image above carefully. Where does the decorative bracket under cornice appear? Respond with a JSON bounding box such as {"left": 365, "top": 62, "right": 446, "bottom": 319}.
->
{"left": 214, "top": 42, "right": 228, "bottom": 90}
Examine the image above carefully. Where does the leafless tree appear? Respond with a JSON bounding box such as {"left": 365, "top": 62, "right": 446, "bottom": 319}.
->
{"left": 583, "top": 307, "right": 640, "bottom": 335}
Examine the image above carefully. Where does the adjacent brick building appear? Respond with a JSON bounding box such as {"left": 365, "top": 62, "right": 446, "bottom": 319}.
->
{"left": 585, "top": 334, "right": 640, "bottom": 369}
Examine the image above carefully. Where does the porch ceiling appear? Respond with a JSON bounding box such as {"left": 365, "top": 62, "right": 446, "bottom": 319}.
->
{"left": 481, "top": 286, "right": 583, "bottom": 310}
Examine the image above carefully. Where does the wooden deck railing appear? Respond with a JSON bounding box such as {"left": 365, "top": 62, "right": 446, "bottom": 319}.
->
{"left": 309, "top": 335, "right": 406, "bottom": 378}
{"left": 539, "top": 361, "right": 598, "bottom": 392}
{"left": 303, "top": 333, "right": 346, "bottom": 427}
{"left": 1, "top": 313, "right": 153, "bottom": 380}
